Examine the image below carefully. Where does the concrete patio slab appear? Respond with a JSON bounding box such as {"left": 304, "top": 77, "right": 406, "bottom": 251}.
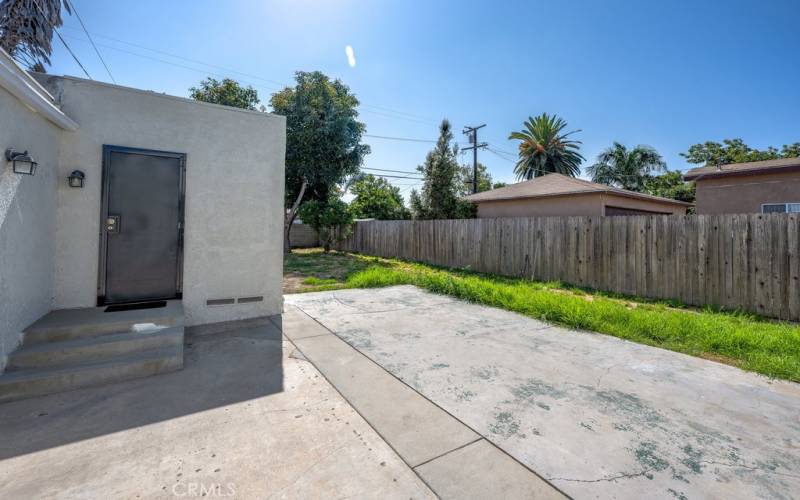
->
{"left": 278, "top": 305, "right": 565, "bottom": 499}
{"left": 0, "top": 320, "right": 434, "bottom": 499}
{"left": 282, "top": 312, "right": 480, "bottom": 467}
{"left": 286, "top": 285, "right": 800, "bottom": 500}
{"left": 415, "top": 439, "right": 564, "bottom": 499}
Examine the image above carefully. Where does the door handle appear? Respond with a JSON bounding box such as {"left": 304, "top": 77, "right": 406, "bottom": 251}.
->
{"left": 106, "top": 215, "right": 120, "bottom": 234}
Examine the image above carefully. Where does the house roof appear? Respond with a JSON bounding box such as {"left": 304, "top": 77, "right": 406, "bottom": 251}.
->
{"left": 683, "top": 157, "right": 800, "bottom": 181}
{"left": 464, "top": 173, "right": 692, "bottom": 206}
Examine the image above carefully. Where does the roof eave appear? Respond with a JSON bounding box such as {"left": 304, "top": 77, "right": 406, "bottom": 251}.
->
{"left": 467, "top": 188, "right": 691, "bottom": 207}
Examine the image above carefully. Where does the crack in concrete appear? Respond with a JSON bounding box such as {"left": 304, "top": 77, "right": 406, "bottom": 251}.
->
{"left": 698, "top": 460, "right": 800, "bottom": 479}
{"left": 594, "top": 363, "right": 619, "bottom": 389}
{"left": 546, "top": 468, "right": 655, "bottom": 483}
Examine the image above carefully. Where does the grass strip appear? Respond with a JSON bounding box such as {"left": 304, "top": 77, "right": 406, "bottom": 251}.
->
{"left": 287, "top": 250, "right": 800, "bottom": 381}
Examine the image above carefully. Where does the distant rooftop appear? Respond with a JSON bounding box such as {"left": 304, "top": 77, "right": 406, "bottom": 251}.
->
{"left": 464, "top": 173, "right": 691, "bottom": 206}
{"left": 683, "top": 157, "right": 800, "bottom": 181}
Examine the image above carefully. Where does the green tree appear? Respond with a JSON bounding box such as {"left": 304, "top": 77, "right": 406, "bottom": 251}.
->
{"left": 298, "top": 198, "right": 354, "bottom": 253}
{"left": 350, "top": 174, "right": 409, "bottom": 220}
{"left": 459, "top": 162, "right": 493, "bottom": 195}
{"left": 189, "top": 77, "right": 260, "bottom": 110}
{"left": 586, "top": 142, "right": 666, "bottom": 192}
{"left": 0, "top": 0, "right": 70, "bottom": 71}
{"left": 643, "top": 171, "right": 696, "bottom": 204}
{"left": 681, "top": 138, "right": 800, "bottom": 166}
{"left": 492, "top": 182, "right": 507, "bottom": 189}
{"left": 410, "top": 120, "right": 474, "bottom": 219}
{"left": 270, "top": 71, "right": 370, "bottom": 253}
{"left": 508, "top": 113, "right": 584, "bottom": 180}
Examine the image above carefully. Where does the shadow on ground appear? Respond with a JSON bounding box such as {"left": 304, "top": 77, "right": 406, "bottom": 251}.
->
{"left": 0, "top": 321, "right": 284, "bottom": 460}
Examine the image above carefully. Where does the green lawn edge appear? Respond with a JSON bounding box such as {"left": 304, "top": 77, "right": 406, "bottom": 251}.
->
{"left": 285, "top": 250, "right": 800, "bottom": 382}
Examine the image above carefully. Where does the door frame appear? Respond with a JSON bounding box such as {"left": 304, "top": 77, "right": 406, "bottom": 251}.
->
{"left": 97, "top": 145, "right": 187, "bottom": 306}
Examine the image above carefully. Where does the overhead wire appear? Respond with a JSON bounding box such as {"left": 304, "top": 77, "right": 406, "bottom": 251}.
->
{"left": 66, "top": 0, "right": 114, "bottom": 82}
{"left": 31, "top": 0, "right": 92, "bottom": 78}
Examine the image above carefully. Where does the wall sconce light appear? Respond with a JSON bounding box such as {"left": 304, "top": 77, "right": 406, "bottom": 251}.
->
{"left": 68, "top": 170, "right": 85, "bottom": 188}
{"left": 4, "top": 148, "right": 38, "bottom": 175}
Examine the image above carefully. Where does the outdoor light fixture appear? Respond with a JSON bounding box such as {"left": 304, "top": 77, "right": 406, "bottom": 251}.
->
{"left": 67, "top": 170, "right": 85, "bottom": 188}
{"left": 4, "top": 148, "right": 37, "bottom": 175}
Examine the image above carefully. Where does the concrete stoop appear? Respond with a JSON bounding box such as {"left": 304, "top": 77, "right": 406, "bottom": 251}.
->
{"left": 0, "top": 301, "right": 184, "bottom": 403}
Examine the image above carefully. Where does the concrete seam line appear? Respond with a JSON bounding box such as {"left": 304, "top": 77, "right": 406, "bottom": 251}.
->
{"left": 411, "top": 437, "right": 484, "bottom": 470}
{"left": 286, "top": 332, "right": 331, "bottom": 341}
{"left": 288, "top": 301, "right": 573, "bottom": 499}
{"left": 279, "top": 315, "right": 442, "bottom": 497}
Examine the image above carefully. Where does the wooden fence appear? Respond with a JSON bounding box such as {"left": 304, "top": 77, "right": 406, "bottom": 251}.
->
{"left": 338, "top": 214, "right": 800, "bottom": 322}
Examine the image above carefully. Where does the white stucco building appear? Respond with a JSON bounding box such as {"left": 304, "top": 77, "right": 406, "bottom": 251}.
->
{"left": 0, "top": 48, "right": 285, "bottom": 393}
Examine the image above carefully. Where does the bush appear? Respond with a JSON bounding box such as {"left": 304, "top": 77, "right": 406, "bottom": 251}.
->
{"left": 298, "top": 199, "right": 354, "bottom": 252}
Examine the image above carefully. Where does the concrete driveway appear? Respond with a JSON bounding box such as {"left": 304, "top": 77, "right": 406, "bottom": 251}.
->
{"left": 286, "top": 285, "right": 800, "bottom": 500}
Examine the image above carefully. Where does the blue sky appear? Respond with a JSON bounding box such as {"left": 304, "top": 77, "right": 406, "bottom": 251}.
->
{"left": 48, "top": 0, "right": 799, "bottom": 198}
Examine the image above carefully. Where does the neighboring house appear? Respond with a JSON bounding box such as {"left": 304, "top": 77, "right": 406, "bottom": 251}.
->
{"left": 464, "top": 173, "right": 690, "bottom": 217}
{"left": 684, "top": 157, "right": 800, "bottom": 214}
{"left": 0, "top": 48, "right": 285, "bottom": 398}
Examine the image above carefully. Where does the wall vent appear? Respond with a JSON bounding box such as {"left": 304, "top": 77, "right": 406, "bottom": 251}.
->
{"left": 237, "top": 296, "right": 263, "bottom": 304}
{"left": 206, "top": 298, "right": 235, "bottom": 306}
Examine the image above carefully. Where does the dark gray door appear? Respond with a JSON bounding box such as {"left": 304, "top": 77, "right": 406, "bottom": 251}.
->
{"left": 100, "top": 146, "right": 185, "bottom": 304}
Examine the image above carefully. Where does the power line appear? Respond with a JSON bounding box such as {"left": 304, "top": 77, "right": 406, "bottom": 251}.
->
{"left": 61, "top": 26, "right": 441, "bottom": 126}
{"left": 363, "top": 134, "right": 437, "bottom": 143}
{"left": 363, "top": 167, "right": 421, "bottom": 174}
{"left": 66, "top": 0, "right": 114, "bottom": 82}
{"left": 31, "top": 0, "right": 91, "bottom": 78}
{"left": 368, "top": 173, "right": 423, "bottom": 179}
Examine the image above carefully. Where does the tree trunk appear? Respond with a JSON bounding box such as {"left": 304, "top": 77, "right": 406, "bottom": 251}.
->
{"left": 284, "top": 179, "right": 308, "bottom": 254}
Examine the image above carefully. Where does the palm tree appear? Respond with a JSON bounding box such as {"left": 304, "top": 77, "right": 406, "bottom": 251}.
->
{"left": 0, "top": 0, "right": 71, "bottom": 71}
{"left": 508, "top": 113, "right": 584, "bottom": 180}
{"left": 586, "top": 142, "right": 666, "bottom": 192}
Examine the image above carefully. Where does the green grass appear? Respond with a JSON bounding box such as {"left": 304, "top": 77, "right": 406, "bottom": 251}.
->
{"left": 284, "top": 248, "right": 800, "bottom": 381}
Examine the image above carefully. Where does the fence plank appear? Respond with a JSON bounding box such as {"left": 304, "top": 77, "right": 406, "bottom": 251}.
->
{"left": 340, "top": 214, "right": 799, "bottom": 322}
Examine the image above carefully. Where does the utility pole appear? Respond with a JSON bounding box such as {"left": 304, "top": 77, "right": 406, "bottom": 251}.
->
{"left": 462, "top": 124, "right": 488, "bottom": 194}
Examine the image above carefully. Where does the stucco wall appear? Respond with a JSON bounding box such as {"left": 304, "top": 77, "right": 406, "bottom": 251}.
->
{"left": 475, "top": 192, "right": 687, "bottom": 218}
{"left": 600, "top": 193, "right": 687, "bottom": 215}
{"left": 694, "top": 170, "right": 800, "bottom": 214}
{"left": 37, "top": 76, "right": 286, "bottom": 326}
{"left": 475, "top": 193, "right": 605, "bottom": 218}
{"left": 0, "top": 85, "right": 60, "bottom": 369}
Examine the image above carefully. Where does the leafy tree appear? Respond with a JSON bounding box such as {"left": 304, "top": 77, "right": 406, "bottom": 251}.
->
{"left": 350, "top": 174, "right": 409, "bottom": 220}
{"left": 682, "top": 138, "right": 800, "bottom": 166}
{"left": 643, "top": 171, "right": 696, "bottom": 204}
{"left": 298, "top": 198, "right": 353, "bottom": 252}
{"left": 0, "top": 0, "right": 70, "bottom": 71}
{"left": 508, "top": 113, "right": 584, "bottom": 180}
{"left": 270, "top": 71, "right": 370, "bottom": 253}
{"left": 492, "top": 182, "right": 507, "bottom": 189}
{"left": 459, "top": 162, "right": 493, "bottom": 195}
{"left": 410, "top": 120, "right": 474, "bottom": 219}
{"left": 586, "top": 142, "right": 666, "bottom": 192}
{"left": 189, "top": 77, "right": 260, "bottom": 110}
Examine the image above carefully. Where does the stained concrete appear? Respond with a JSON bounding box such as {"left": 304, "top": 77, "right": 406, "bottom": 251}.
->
{"left": 0, "top": 321, "right": 434, "bottom": 499}
{"left": 278, "top": 306, "right": 565, "bottom": 499}
{"left": 281, "top": 307, "right": 481, "bottom": 467}
{"left": 286, "top": 285, "right": 800, "bottom": 500}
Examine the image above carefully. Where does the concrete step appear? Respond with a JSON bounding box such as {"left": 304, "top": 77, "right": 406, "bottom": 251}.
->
{"left": 0, "top": 346, "right": 183, "bottom": 403}
{"left": 23, "top": 301, "right": 183, "bottom": 345}
{"left": 6, "top": 326, "right": 184, "bottom": 371}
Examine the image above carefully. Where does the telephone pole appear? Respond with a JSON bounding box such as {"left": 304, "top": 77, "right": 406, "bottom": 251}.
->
{"left": 462, "top": 124, "right": 487, "bottom": 194}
